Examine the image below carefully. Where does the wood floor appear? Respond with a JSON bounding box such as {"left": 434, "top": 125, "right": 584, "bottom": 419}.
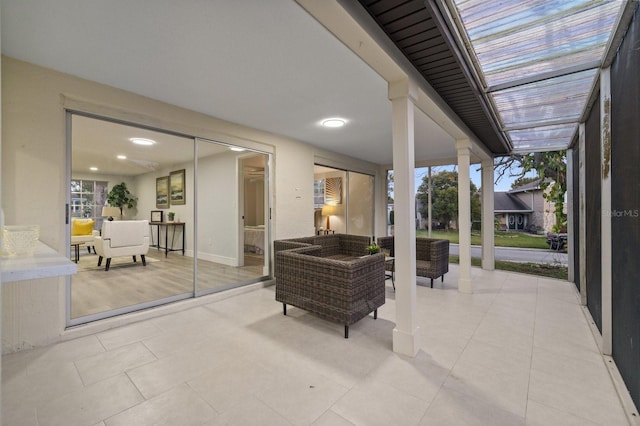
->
{"left": 71, "top": 248, "right": 267, "bottom": 319}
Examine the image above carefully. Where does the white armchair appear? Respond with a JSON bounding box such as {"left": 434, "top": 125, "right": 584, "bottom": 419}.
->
{"left": 94, "top": 220, "right": 150, "bottom": 271}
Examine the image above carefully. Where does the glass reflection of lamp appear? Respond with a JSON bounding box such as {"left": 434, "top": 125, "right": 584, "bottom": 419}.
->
{"left": 321, "top": 204, "right": 338, "bottom": 231}
{"left": 101, "top": 206, "right": 121, "bottom": 221}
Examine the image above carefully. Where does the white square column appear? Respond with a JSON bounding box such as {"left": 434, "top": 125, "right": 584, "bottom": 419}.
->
{"left": 457, "top": 139, "right": 473, "bottom": 293}
{"left": 481, "top": 159, "right": 495, "bottom": 270}
{"left": 389, "top": 79, "right": 420, "bottom": 357}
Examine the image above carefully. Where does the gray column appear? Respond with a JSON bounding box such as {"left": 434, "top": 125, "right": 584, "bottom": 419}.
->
{"left": 481, "top": 159, "right": 495, "bottom": 270}
{"left": 428, "top": 166, "right": 432, "bottom": 237}
{"left": 389, "top": 79, "right": 420, "bottom": 357}
{"left": 566, "top": 149, "right": 574, "bottom": 282}
{"left": 457, "top": 139, "right": 472, "bottom": 293}
{"left": 579, "top": 123, "right": 587, "bottom": 306}
{"left": 600, "top": 67, "right": 612, "bottom": 355}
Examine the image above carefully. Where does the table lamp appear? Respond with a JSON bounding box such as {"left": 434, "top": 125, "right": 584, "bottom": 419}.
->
{"left": 321, "top": 204, "right": 337, "bottom": 230}
{"left": 101, "top": 206, "right": 121, "bottom": 221}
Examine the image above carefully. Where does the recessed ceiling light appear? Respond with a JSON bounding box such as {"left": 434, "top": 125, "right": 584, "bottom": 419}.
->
{"left": 130, "top": 137, "right": 156, "bottom": 146}
{"left": 90, "top": 167, "right": 98, "bottom": 171}
{"left": 230, "top": 147, "right": 246, "bottom": 152}
{"left": 117, "top": 155, "right": 127, "bottom": 160}
{"left": 321, "top": 118, "right": 346, "bottom": 128}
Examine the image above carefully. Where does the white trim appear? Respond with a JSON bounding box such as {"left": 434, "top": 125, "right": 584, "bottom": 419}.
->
{"left": 581, "top": 304, "right": 640, "bottom": 422}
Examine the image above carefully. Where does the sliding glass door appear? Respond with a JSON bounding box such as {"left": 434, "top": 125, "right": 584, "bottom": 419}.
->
{"left": 347, "top": 171, "right": 375, "bottom": 236}
{"left": 195, "top": 139, "right": 270, "bottom": 295}
{"left": 68, "top": 114, "right": 271, "bottom": 326}
{"left": 313, "top": 165, "right": 374, "bottom": 237}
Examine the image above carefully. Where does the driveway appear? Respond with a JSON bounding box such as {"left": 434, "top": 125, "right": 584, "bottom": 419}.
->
{"left": 450, "top": 243, "right": 568, "bottom": 266}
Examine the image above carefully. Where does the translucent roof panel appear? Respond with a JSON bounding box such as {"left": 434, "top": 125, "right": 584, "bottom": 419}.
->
{"left": 451, "top": 0, "right": 626, "bottom": 152}
{"left": 508, "top": 123, "right": 577, "bottom": 152}
{"left": 491, "top": 69, "right": 597, "bottom": 129}
{"left": 454, "top": 0, "right": 622, "bottom": 88}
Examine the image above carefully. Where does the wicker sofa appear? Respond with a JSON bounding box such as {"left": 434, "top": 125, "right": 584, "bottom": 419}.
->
{"left": 274, "top": 234, "right": 385, "bottom": 338}
{"left": 274, "top": 233, "right": 372, "bottom": 259}
{"left": 376, "top": 236, "right": 450, "bottom": 288}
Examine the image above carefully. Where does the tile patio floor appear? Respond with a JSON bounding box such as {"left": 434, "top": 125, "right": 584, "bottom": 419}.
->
{"left": 2, "top": 265, "right": 635, "bottom": 425}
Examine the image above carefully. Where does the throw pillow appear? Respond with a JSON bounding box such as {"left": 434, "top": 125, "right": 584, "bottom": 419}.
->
{"left": 72, "top": 220, "right": 95, "bottom": 236}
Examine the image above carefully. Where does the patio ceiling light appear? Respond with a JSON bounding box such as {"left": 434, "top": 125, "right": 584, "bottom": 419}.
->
{"left": 321, "top": 118, "right": 346, "bottom": 128}
{"left": 130, "top": 138, "right": 156, "bottom": 146}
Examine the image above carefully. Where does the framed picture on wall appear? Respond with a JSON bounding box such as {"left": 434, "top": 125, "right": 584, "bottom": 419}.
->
{"left": 156, "top": 176, "right": 169, "bottom": 208}
{"left": 325, "top": 177, "right": 342, "bottom": 204}
{"left": 170, "top": 169, "right": 186, "bottom": 205}
{"left": 150, "top": 210, "right": 163, "bottom": 223}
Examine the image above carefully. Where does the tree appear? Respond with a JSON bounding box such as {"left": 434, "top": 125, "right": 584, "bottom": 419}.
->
{"left": 106, "top": 182, "right": 137, "bottom": 216}
{"left": 511, "top": 175, "right": 539, "bottom": 190}
{"left": 416, "top": 170, "right": 480, "bottom": 229}
{"left": 495, "top": 151, "right": 567, "bottom": 232}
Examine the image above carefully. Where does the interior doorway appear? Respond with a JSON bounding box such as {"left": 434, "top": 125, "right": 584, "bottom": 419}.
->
{"left": 241, "top": 154, "right": 268, "bottom": 271}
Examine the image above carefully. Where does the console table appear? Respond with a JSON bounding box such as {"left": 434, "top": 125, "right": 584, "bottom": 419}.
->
{"left": 149, "top": 221, "right": 185, "bottom": 257}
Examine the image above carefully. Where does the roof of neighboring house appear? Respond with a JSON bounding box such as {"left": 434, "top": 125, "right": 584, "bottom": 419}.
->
{"left": 495, "top": 192, "right": 533, "bottom": 213}
{"left": 508, "top": 178, "right": 552, "bottom": 194}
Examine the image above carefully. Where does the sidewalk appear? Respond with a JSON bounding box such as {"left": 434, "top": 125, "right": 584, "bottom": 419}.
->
{"left": 450, "top": 243, "right": 568, "bottom": 265}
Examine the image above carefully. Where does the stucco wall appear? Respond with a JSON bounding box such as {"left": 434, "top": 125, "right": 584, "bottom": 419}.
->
{"left": 1, "top": 56, "right": 380, "bottom": 352}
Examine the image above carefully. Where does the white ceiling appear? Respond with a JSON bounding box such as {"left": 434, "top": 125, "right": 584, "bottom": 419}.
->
{"left": 72, "top": 115, "right": 269, "bottom": 177}
{"left": 1, "top": 0, "right": 458, "bottom": 167}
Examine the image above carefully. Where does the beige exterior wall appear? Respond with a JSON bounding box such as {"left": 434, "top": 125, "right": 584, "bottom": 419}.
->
{"left": 1, "top": 56, "right": 380, "bottom": 352}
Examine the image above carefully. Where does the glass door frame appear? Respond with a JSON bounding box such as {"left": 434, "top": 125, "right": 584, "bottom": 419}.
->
{"left": 194, "top": 137, "right": 272, "bottom": 297}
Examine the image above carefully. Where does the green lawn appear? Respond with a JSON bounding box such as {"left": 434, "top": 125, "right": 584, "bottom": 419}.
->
{"left": 413, "top": 229, "right": 567, "bottom": 280}
{"left": 449, "top": 255, "right": 567, "bottom": 280}
{"left": 416, "top": 229, "right": 549, "bottom": 249}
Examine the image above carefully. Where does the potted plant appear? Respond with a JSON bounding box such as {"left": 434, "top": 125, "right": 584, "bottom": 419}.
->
{"left": 167, "top": 211, "right": 175, "bottom": 222}
{"left": 106, "top": 182, "right": 137, "bottom": 218}
{"left": 366, "top": 243, "right": 380, "bottom": 255}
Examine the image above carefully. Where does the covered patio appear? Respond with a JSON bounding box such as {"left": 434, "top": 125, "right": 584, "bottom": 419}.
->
{"left": 2, "top": 267, "right": 632, "bottom": 424}
{"left": 3, "top": 0, "right": 640, "bottom": 422}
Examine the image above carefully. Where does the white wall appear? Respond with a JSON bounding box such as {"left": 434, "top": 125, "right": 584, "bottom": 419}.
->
{"left": 196, "top": 150, "right": 240, "bottom": 264}
{"left": 1, "top": 56, "right": 381, "bottom": 352}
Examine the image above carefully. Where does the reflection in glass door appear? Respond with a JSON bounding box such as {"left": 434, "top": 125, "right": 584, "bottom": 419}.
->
{"left": 69, "top": 114, "right": 195, "bottom": 325}
{"left": 347, "top": 171, "right": 375, "bottom": 236}
{"left": 68, "top": 115, "right": 271, "bottom": 326}
{"left": 195, "top": 138, "right": 270, "bottom": 295}
{"left": 313, "top": 165, "right": 374, "bottom": 237}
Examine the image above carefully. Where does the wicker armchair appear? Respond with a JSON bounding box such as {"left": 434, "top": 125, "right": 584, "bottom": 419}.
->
{"left": 274, "top": 234, "right": 371, "bottom": 260}
{"left": 274, "top": 235, "right": 385, "bottom": 338}
{"left": 376, "top": 236, "right": 450, "bottom": 288}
